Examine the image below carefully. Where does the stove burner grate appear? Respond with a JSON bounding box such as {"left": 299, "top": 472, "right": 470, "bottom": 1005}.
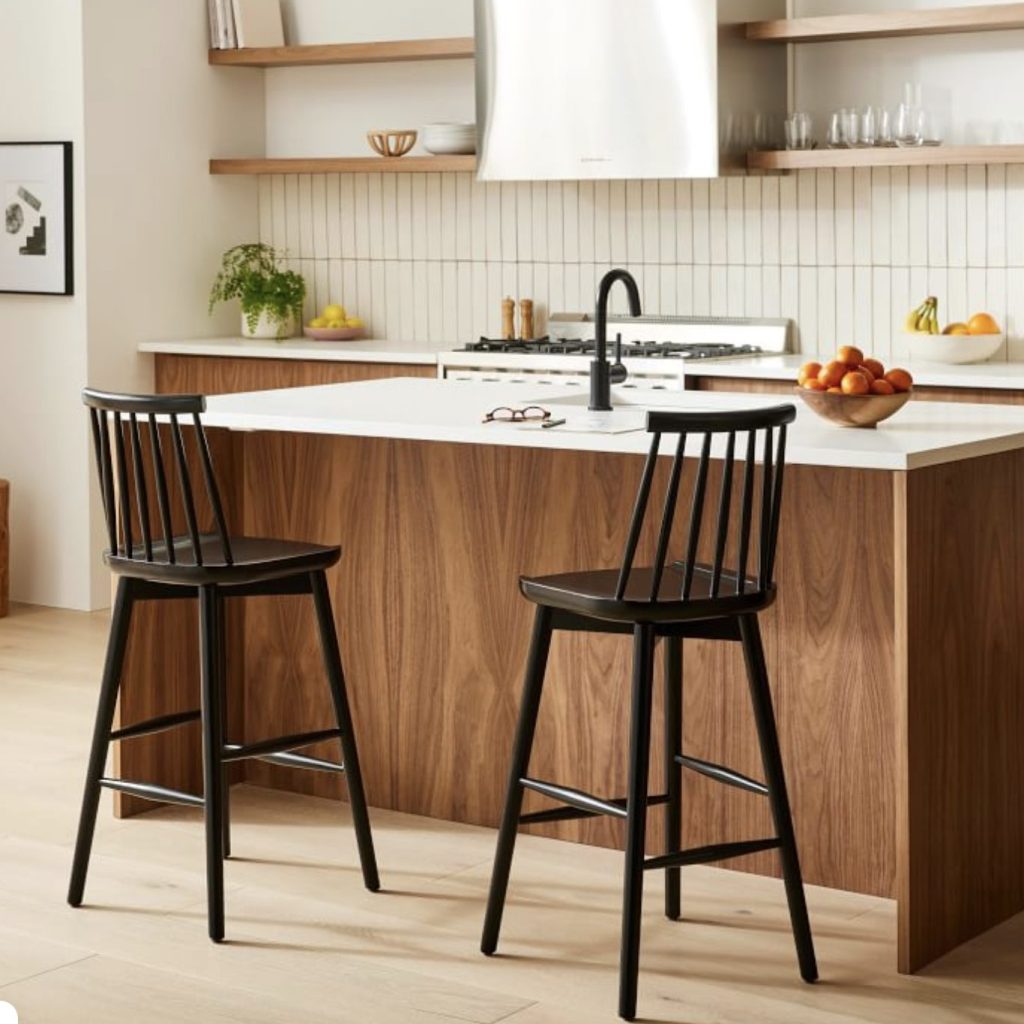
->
{"left": 464, "top": 337, "right": 762, "bottom": 360}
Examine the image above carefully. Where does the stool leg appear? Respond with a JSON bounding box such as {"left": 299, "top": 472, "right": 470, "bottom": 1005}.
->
{"left": 310, "top": 570, "right": 380, "bottom": 893}
{"left": 663, "top": 635, "right": 683, "bottom": 921}
{"left": 199, "top": 584, "right": 226, "bottom": 942}
{"left": 68, "top": 576, "right": 135, "bottom": 907}
{"left": 215, "top": 590, "right": 231, "bottom": 860}
{"left": 481, "top": 604, "right": 553, "bottom": 956}
{"left": 619, "top": 622, "right": 656, "bottom": 1022}
{"left": 738, "top": 613, "right": 818, "bottom": 983}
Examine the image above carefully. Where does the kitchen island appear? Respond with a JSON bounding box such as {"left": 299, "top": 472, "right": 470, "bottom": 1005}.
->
{"left": 118, "top": 378, "right": 1024, "bottom": 977}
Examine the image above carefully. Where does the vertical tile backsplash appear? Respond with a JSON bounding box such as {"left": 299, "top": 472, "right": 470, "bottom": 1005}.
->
{"left": 258, "top": 167, "right": 1024, "bottom": 361}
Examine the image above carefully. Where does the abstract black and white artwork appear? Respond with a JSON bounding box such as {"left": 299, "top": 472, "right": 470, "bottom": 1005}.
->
{"left": 0, "top": 142, "right": 73, "bottom": 295}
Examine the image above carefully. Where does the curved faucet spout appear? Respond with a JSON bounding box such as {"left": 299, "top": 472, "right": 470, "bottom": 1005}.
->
{"left": 591, "top": 268, "right": 643, "bottom": 412}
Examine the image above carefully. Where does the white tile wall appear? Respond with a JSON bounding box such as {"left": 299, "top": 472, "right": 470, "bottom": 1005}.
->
{"left": 258, "top": 168, "right": 1024, "bottom": 361}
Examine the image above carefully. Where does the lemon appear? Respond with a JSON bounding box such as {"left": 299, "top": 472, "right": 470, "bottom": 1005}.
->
{"left": 309, "top": 316, "right": 328, "bottom": 328}
{"left": 344, "top": 316, "right": 364, "bottom": 329}
{"left": 322, "top": 303, "right": 346, "bottom": 322}
{"left": 327, "top": 319, "right": 345, "bottom": 329}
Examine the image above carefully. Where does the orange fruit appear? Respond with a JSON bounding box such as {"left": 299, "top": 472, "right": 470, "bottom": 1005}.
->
{"left": 836, "top": 345, "right": 865, "bottom": 367}
{"left": 803, "top": 378, "right": 827, "bottom": 391}
{"left": 798, "top": 360, "right": 823, "bottom": 386}
{"left": 855, "top": 363, "right": 876, "bottom": 384}
{"left": 818, "top": 360, "right": 846, "bottom": 388}
{"left": 942, "top": 322, "right": 971, "bottom": 336}
{"left": 862, "top": 358, "right": 885, "bottom": 379}
{"left": 826, "top": 387, "right": 843, "bottom": 394}
{"left": 870, "top": 379, "right": 895, "bottom": 395}
{"left": 841, "top": 371, "right": 870, "bottom": 396}
{"left": 967, "top": 312, "right": 1001, "bottom": 335}
{"left": 885, "top": 368, "right": 914, "bottom": 393}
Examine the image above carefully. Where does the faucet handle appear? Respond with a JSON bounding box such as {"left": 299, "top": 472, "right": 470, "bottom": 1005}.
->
{"left": 610, "top": 331, "right": 628, "bottom": 385}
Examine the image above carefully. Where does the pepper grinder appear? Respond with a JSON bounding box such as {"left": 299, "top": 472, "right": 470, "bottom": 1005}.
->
{"left": 499, "top": 299, "right": 516, "bottom": 342}
{"left": 519, "top": 299, "right": 534, "bottom": 342}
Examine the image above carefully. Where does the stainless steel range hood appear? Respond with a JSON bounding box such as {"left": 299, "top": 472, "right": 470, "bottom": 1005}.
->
{"left": 474, "top": 0, "right": 787, "bottom": 181}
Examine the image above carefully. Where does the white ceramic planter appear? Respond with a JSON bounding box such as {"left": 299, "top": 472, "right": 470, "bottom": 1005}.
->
{"left": 241, "top": 309, "right": 295, "bottom": 340}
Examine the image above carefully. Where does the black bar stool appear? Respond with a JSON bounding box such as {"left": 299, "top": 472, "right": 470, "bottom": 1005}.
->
{"left": 481, "top": 403, "right": 817, "bottom": 1021}
{"left": 68, "top": 388, "right": 380, "bottom": 941}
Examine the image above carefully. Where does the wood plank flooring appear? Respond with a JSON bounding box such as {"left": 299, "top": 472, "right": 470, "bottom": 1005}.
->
{"left": 1, "top": 602, "right": 1023, "bottom": 1023}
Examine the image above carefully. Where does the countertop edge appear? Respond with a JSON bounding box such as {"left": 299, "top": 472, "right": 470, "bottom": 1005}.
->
{"left": 683, "top": 354, "right": 1024, "bottom": 392}
{"left": 139, "top": 338, "right": 440, "bottom": 367}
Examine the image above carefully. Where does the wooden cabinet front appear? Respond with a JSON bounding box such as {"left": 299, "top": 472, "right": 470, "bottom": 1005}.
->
{"left": 154, "top": 354, "right": 436, "bottom": 396}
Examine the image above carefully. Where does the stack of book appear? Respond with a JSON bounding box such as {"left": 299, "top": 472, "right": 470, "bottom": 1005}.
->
{"left": 209, "top": 0, "right": 285, "bottom": 49}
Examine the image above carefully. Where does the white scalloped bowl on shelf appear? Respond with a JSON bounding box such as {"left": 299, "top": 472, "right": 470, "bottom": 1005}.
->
{"left": 903, "top": 332, "right": 1004, "bottom": 364}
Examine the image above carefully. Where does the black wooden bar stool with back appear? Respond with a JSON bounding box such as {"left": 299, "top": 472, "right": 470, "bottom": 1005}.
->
{"left": 68, "top": 388, "right": 380, "bottom": 940}
{"left": 480, "top": 403, "right": 817, "bottom": 1020}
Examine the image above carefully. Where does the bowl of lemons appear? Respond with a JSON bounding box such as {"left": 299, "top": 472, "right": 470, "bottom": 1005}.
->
{"left": 304, "top": 303, "right": 366, "bottom": 341}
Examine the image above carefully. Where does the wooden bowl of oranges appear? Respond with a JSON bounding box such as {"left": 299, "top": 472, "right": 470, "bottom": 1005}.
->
{"left": 797, "top": 347, "right": 913, "bottom": 428}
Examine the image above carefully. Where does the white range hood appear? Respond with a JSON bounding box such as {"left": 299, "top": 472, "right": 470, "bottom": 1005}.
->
{"left": 474, "top": 0, "right": 788, "bottom": 181}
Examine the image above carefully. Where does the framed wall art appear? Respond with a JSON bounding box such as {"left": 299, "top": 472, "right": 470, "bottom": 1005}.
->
{"left": 1, "top": 142, "right": 73, "bottom": 295}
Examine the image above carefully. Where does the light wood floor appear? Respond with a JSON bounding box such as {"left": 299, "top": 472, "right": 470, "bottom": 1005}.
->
{"left": 1, "top": 603, "right": 1022, "bottom": 1023}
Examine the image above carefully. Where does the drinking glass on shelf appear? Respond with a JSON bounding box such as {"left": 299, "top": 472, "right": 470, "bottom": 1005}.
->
{"left": 841, "top": 108, "right": 860, "bottom": 147}
{"left": 784, "top": 112, "right": 813, "bottom": 150}
{"left": 858, "top": 106, "right": 877, "bottom": 147}
{"left": 877, "top": 108, "right": 895, "bottom": 146}
{"left": 918, "top": 109, "right": 944, "bottom": 146}
{"left": 827, "top": 111, "right": 844, "bottom": 148}
{"left": 896, "top": 81, "right": 924, "bottom": 147}
{"left": 895, "top": 102, "right": 922, "bottom": 147}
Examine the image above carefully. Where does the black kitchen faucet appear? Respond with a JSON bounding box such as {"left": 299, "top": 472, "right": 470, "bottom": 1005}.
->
{"left": 591, "top": 268, "right": 642, "bottom": 411}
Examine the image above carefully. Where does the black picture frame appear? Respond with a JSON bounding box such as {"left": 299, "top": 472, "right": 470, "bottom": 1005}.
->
{"left": 0, "top": 141, "right": 74, "bottom": 296}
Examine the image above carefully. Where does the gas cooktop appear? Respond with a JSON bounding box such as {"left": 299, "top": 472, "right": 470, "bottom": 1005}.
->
{"left": 463, "top": 337, "right": 764, "bottom": 360}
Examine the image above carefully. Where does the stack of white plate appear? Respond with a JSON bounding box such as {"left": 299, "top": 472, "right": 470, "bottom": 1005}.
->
{"left": 422, "top": 122, "right": 476, "bottom": 155}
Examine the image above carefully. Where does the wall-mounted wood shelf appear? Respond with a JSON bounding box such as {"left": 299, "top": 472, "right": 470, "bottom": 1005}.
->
{"left": 210, "top": 156, "right": 476, "bottom": 175}
{"left": 748, "top": 144, "right": 1024, "bottom": 170}
{"left": 208, "top": 36, "right": 474, "bottom": 68}
{"left": 746, "top": 3, "right": 1024, "bottom": 43}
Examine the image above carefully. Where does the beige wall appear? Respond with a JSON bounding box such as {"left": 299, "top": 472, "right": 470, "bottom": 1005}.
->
{"left": 0, "top": 1, "right": 263, "bottom": 610}
{"left": 81, "top": 0, "right": 263, "bottom": 605}
{"left": 0, "top": 0, "right": 93, "bottom": 609}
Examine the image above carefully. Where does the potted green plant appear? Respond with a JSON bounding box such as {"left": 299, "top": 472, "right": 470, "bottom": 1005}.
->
{"left": 208, "top": 243, "right": 306, "bottom": 340}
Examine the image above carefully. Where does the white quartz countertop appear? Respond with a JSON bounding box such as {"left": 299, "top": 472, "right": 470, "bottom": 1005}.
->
{"left": 200, "top": 377, "right": 1024, "bottom": 471}
{"left": 138, "top": 336, "right": 439, "bottom": 366}
{"left": 682, "top": 353, "right": 1024, "bottom": 391}
{"left": 140, "top": 338, "right": 1024, "bottom": 391}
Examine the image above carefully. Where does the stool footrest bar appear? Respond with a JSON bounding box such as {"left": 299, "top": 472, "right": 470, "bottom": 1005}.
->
{"left": 110, "top": 709, "right": 201, "bottom": 741}
{"left": 519, "top": 778, "right": 629, "bottom": 820}
{"left": 644, "top": 837, "right": 780, "bottom": 872}
{"left": 99, "top": 778, "right": 205, "bottom": 808}
{"left": 221, "top": 727, "right": 341, "bottom": 764}
{"left": 520, "top": 792, "right": 668, "bottom": 825}
{"left": 225, "top": 744, "right": 345, "bottom": 774}
{"left": 675, "top": 754, "right": 768, "bottom": 796}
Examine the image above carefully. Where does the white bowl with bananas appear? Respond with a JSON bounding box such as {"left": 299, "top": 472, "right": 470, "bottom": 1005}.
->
{"left": 902, "top": 297, "right": 1004, "bottom": 364}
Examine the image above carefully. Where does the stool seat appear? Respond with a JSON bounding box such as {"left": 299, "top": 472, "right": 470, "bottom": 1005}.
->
{"left": 106, "top": 534, "right": 340, "bottom": 586}
{"left": 520, "top": 563, "right": 773, "bottom": 624}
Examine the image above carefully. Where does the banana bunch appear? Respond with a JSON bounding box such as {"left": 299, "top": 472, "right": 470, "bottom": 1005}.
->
{"left": 905, "top": 296, "right": 939, "bottom": 334}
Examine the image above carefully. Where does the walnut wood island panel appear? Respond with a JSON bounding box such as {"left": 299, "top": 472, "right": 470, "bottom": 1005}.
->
{"left": 121, "top": 360, "right": 1024, "bottom": 979}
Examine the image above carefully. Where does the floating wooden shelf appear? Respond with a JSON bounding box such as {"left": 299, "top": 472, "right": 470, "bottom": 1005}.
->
{"left": 748, "top": 144, "right": 1024, "bottom": 170}
{"left": 208, "top": 36, "right": 474, "bottom": 68}
{"left": 746, "top": 3, "right": 1024, "bottom": 43}
{"left": 210, "top": 155, "right": 476, "bottom": 175}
